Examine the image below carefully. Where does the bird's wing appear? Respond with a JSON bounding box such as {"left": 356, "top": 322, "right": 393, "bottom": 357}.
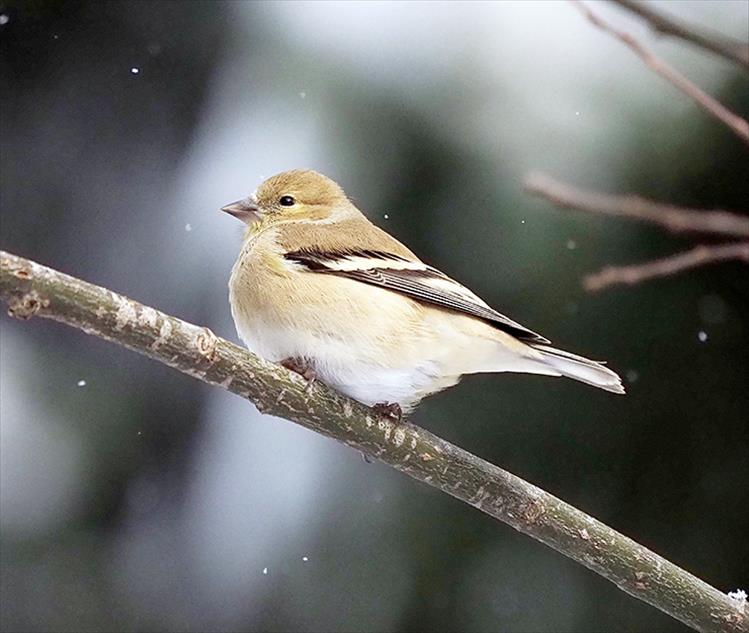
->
{"left": 284, "top": 247, "right": 550, "bottom": 344}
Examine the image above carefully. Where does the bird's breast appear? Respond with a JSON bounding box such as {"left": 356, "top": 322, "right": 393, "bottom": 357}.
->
{"left": 228, "top": 230, "right": 484, "bottom": 409}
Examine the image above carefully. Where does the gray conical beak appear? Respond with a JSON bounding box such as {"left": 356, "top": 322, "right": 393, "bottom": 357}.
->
{"left": 221, "top": 199, "right": 260, "bottom": 225}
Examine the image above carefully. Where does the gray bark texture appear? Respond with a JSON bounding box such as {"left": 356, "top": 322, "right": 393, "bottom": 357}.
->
{"left": 1, "top": 250, "right": 746, "bottom": 633}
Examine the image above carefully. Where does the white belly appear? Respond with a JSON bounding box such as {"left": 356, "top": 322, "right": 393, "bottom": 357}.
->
{"left": 233, "top": 317, "right": 460, "bottom": 412}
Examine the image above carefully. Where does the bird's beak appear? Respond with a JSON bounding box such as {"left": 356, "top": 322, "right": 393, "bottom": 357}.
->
{"left": 221, "top": 199, "right": 261, "bottom": 225}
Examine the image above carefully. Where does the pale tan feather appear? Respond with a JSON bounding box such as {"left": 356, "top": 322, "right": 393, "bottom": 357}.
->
{"left": 276, "top": 217, "right": 418, "bottom": 259}
{"left": 227, "top": 169, "right": 624, "bottom": 407}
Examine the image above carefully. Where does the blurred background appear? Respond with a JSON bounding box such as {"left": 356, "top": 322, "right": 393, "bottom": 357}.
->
{"left": 1, "top": 1, "right": 747, "bottom": 631}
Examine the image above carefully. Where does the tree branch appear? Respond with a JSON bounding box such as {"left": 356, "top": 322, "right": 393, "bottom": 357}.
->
{"left": 1, "top": 250, "right": 746, "bottom": 633}
{"left": 584, "top": 242, "right": 749, "bottom": 291}
{"left": 571, "top": 1, "right": 749, "bottom": 145}
{"left": 524, "top": 172, "right": 749, "bottom": 291}
{"left": 524, "top": 172, "right": 749, "bottom": 238}
{"left": 611, "top": 0, "right": 749, "bottom": 70}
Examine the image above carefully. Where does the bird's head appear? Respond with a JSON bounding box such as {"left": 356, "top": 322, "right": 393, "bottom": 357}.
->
{"left": 222, "top": 169, "right": 357, "bottom": 229}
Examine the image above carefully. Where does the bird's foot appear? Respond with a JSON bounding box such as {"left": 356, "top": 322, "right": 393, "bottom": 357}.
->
{"left": 372, "top": 401, "right": 403, "bottom": 423}
{"left": 281, "top": 357, "right": 316, "bottom": 394}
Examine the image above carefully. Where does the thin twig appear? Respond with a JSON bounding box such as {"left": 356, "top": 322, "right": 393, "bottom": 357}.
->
{"left": 524, "top": 172, "right": 749, "bottom": 238}
{"left": 612, "top": 0, "right": 749, "bottom": 70}
{"left": 571, "top": 0, "right": 749, "bottom": 145}
{"left": 1, "top": 250, "right": 747, "bottom": 633}
{"left": 584, "top": 242, "right": 749, "bottom": 291}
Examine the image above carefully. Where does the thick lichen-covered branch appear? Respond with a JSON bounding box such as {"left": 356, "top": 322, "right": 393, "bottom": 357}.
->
{"left": 1, "top": 250, "right": 746, "bottom": 633}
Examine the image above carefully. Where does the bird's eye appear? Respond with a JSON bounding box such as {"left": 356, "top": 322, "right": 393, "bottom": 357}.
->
{"left": 279, "top": 195, "right": 295, "bottom": 207}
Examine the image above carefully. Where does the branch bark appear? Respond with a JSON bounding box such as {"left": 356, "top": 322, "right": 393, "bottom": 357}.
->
{"left": 611, "top": 0, "right": 749, "bottom": 70}
{"left": 584, "top": 242, "right": 749, "bottom": 291}
{"left": 524, "top": 172, "right": 749, "bottom": 291}
{"left": 571, "top": 1, "right": 749, "bottom": 145}
{"left": 524, "top": 173, "right": 749, "bottom": 238}
{"left": 1, "top": 250, "right": 747, "bottom": 633}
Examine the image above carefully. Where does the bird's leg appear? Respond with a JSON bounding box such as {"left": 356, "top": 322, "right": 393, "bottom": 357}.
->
{"left": 372, "top": 401, "right": 403, "bottom": 423}
{"left": 280, "top": 357, "right": 316, "bottom": 394}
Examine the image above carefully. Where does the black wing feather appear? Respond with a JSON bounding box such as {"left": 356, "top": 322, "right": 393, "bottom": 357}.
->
{"left": 285, "top": 249, "right": 550, "bottom": 344}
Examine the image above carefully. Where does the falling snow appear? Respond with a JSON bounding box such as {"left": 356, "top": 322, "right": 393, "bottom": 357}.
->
{"left": 0, "top": 14, "right": 9, "bottom": 25}
{"left": 383, "top": 214, "right": 389, "bottom": 219}
{"left": 626, "top": 370, "right": 639, "bottom": 384}
{"left": 728, "top": 589, "right": 747, "bottom": 609}
{"left": 299, "top": 91, "right": 306, "bottom": 99}
{"left": 130, "top": 67, "right": 140, "bottom": 74}
{"left": 184, "top": 223, "right": 192, "bottom": 232}
{"left": 77, "top": 379, "right": 87, "bottom": 387}
{"left": 566, "top": 239, "right": 577, "bottom": 250}
{"left": 262, "top": 567, "right": 268, "bottom": 575}
{"left": 302, "top": 556, "right": 309, "bottom": 562}
{"left": 697, "top": 330, "right": 708, "bottom": 343}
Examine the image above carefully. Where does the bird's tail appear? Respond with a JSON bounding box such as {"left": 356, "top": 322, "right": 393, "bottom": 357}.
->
{"left": 530, "top": 344, "right": 625, "bottom": 394}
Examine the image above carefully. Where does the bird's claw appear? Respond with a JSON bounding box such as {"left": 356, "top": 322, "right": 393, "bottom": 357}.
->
{"left": 372, "top": 401, "right": 403, "bottom": 423}
{"left": 281, "top": 357, "right": 317, "bottom": 394}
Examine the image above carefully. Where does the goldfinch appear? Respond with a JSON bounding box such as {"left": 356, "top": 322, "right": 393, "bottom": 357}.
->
{"left": 223, "top": 169, "right": 624, "bottom": 417}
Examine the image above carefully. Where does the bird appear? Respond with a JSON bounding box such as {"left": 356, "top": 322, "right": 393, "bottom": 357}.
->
{"left": 223, "top": 169, "right": 624, "bottom": 419}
